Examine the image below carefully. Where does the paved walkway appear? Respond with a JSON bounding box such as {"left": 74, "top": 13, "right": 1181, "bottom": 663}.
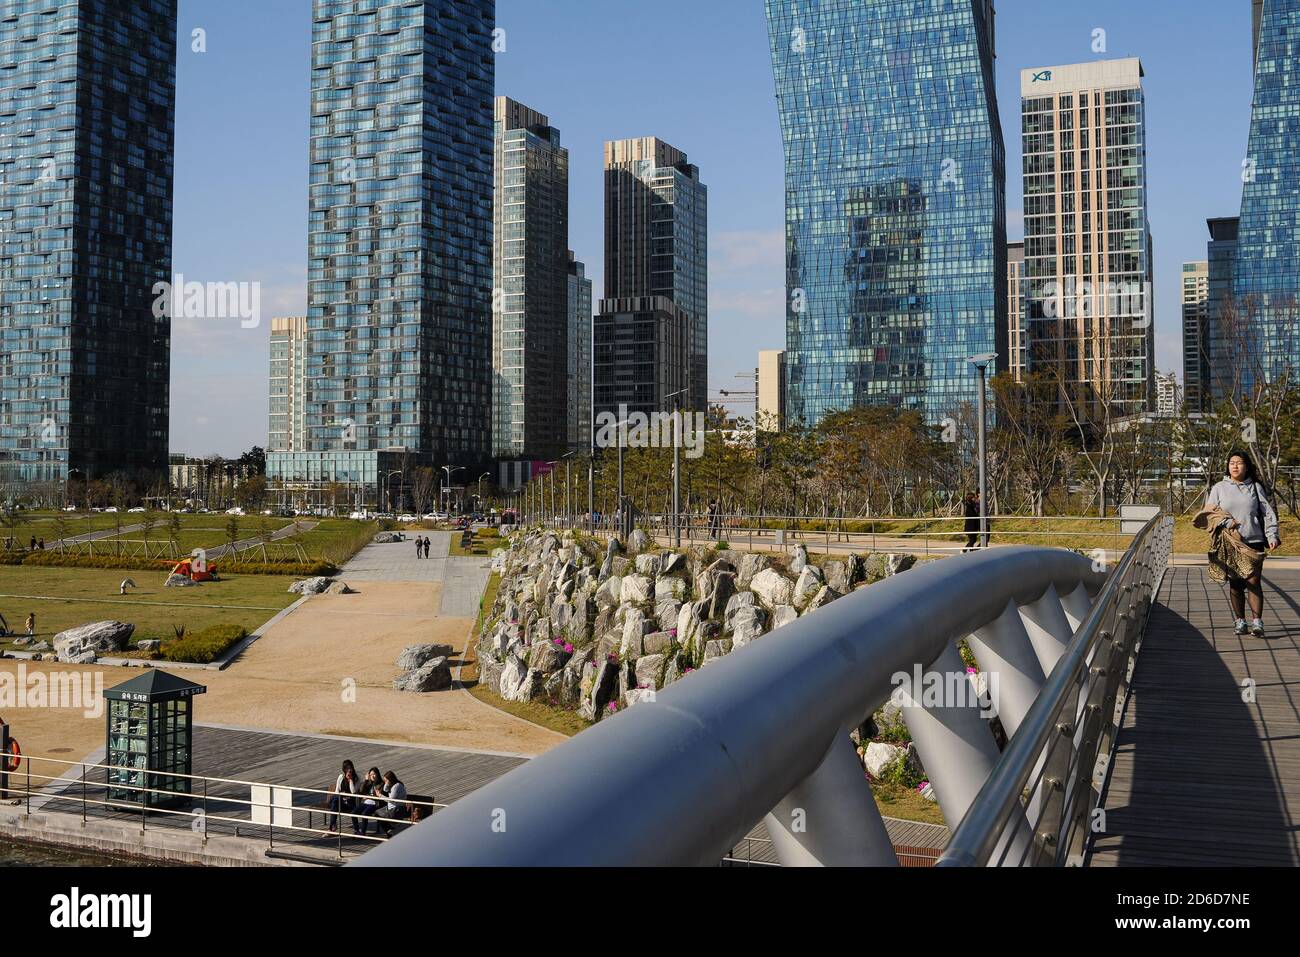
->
{"left": 1089, "top": 565, "right": 1300, "bottom": 866}
{"left": 341, "top": 532, "right": 493, "bottom": 616}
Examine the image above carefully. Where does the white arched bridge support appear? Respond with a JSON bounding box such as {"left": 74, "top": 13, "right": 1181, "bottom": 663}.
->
{"left": 352, "top": 517, "right": 1172, "bottom": 867}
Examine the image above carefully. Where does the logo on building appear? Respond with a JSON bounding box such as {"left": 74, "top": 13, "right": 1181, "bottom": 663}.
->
{"left": 1031, "top": 70, "right": 1053, "bottom": 83}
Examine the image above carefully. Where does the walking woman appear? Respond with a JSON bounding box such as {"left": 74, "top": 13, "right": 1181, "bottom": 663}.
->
{"left": 1194, "top": 451, "right": 1280, "bottom": 637}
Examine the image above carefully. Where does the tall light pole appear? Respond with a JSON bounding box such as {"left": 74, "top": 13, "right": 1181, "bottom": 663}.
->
{"left": 560, "top": 452, "right": 575, "bottom": 527}
{"left": 383, "top": 469, "right": 403, "bottom": 515}
{"left": 477, "top": 472, "right": 490, "bottom": 516}
{"left": 440, "top": 465, "right": 463, "bottom": 515}
{"left": 967, "top": 353, "right": 997, "bottom": 548}
{"left": 666, "top": 388, "right": 687, "bottom": 548}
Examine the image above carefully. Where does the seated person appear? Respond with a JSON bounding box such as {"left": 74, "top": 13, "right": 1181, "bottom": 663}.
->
{"left": 374, "top": 771, "right": 409, "bottom": 838}
{"left": 353, "top": 767, "right": 384, "bottom": 836}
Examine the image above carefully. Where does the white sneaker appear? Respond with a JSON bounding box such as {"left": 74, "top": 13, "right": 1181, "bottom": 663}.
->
{"left": 1234, "top": 619, "right": 1248, "bottom": 635}
{"left": 1250, "top": 619, "right": 1266, "bottom": 638}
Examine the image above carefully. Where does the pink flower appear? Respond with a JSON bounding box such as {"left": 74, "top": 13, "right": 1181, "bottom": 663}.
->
{"left": 607, "top": 702, "right": 618, "bottom": 712}
{"left": 965, "top": 666, "right": 977, "bottom": 674}
{"left": 916, "top": 781, "right": 930, "bottom": 792}
{"left": 563, "top": 643, "right": 573, "bottom": 653}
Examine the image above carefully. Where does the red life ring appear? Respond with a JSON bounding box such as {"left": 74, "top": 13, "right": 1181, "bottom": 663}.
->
{"left": 3, "top": 738, "right": 20, "bottom": 773}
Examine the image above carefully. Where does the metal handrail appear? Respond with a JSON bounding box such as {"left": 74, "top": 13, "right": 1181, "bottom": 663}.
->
{"left": 6, "top": 752, "right": 447, "bottom": 855}
{"left": 354, "top": 541, "right": 1117, "bottom": 866}
{"left": 937, "top": 514, "right": 1172, "bottom": 866}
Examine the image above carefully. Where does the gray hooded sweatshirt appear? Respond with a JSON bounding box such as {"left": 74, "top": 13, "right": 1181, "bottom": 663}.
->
{"left": 1207, "top": 477, "right": 1279, "bottom": 546}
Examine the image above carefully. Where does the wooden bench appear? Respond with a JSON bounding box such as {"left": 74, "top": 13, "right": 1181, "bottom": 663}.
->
{"left": 459, "top": 528, "right": 476, "bottom": 551}
{"left": 306, "top": 792, "right": 435, "bottom": 832}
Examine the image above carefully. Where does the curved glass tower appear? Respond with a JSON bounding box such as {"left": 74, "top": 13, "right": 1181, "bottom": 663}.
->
{"left": 1230, "top": 0, "right": 1300, "bottom": 388}
{"left": 765, "top": 0, "right": 1006, "bottom": 427}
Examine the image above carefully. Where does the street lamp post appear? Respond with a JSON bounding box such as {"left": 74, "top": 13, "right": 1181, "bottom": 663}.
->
{"left": 666, "top": 389, "right": 687, "bottom": 548}
{"left": 440, "top": 465, "right": 464, "bottom": 516}
{"left": 967, "top": 353, "right": 997, "bottom": 549}
{"left": 556, "top": 452, "right": 574, "bottom": 528}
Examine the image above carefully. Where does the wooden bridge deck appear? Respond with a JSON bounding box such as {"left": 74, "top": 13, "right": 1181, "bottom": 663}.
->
{"left": 1088, "top": 565, "right": 1300, "bottom": 866}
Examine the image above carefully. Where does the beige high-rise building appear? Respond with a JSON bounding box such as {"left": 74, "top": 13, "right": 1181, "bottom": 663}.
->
{"left": 268, "top": 316, "right": 308, "bottom": 452}
{"left": 1181, "top": 261, "right": 1210, "bottom": 412}
{"left": 1008, "top": 242, "right": 1026, "bottom": 382}
{"left": 1020, "top": 58, "right": 1154, "bottom": 416}
{"left": 757, "top": 349, "right": 786, "bottom": 431}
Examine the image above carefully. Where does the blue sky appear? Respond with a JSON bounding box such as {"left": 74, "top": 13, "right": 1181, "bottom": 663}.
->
{"left": 171, "top": 0, "right": 1256, "bottom": 456}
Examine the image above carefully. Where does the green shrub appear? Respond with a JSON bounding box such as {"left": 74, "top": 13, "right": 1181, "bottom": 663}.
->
{"left": 715, "top": 540, "right": 729, "bottom": 550}
{"left": 880, "top": 751, "right": 924, "bottom": 790}
{"left": 161, "top": 624, "right": 248, "bottom": 663}
{"left": 20, "top": 552, "right": 335, "bottom": 577}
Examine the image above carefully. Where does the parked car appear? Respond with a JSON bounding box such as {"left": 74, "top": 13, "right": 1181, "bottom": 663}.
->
{"left": 127, "top": 507, "right": 146, "bottom": 513}
{"left": 225, "top": 507, "right": 245, "bottom": 516}
{"left": 103, "top": 506, "right": 118, "bottom": 513}
{"left": 397, "top": 514, "right": 418, "bottom": 523}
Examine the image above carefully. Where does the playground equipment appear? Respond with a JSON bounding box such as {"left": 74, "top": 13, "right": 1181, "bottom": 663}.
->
{"left": 170, "top": 548, "right": 218, "bottom": 583}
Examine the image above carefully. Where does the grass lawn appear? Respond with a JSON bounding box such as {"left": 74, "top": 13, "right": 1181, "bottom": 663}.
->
{"left": 0, "top": 564, "right": 299, "bottom": 649}
{"left": 448, "top": 526, "right": 502, "bottom": 557}
{"left": 871, "top": 781, "right": 947, "bottom": 827}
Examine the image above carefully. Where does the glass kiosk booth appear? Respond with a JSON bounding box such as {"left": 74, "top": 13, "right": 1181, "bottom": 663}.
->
{"left": 104, "top": 670, "right": 206, "bottom": 809}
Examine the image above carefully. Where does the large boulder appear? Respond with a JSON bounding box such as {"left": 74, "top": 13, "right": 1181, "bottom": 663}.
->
{"left": 164, "top": 574, "right": 200, "bottom": 588}
{"left": 620, "top": 608, "right": 650, "bottom": 657}
{"left": 627, "top": 528, "right": 650, "bottom": 553}
{"left": 634, "top": 553, "right": 662, "bottom": 578}
{"left": 703, "top": 571, "right": 736, "bottom": 620}
{"left": 394, "top": 644, "right": 454, "bottom": 672}
{"left": 54, "top": 621, "right": 134, "bottom": 661}
{"left": 749, "top": 569, "right": 793, "bottom": 610}
{"left": 393, "top": 657, "right": 452, "bottom": 692}
{"left": 771, "top": 605, "right": 799, "bottom": 630}
{"left": 661, "top": 552, "right": 688, "bottom": 576}
{"left": 498, "top": 653, "right": 529, "bottom": 701}
{"left": 595, "top": 575, "right": 623, "bottom": 610}
{"left": 824, "top": 560, "right": 851, "bottom": 595}
{"left": 634, "top": 654, "right": 666, "bottom": 690}
{"left": 862, "top": 742, "right": 905, "bottom": 779}
{"left": 805, "top": 585, "right": 840, "bottom": 611}
{"left": 289, "top": 577, "right": 332, "bottom": 595}
{"left": 793, "top": 565, "right": 825, "bottom": 609}
{"left": 642, "top": 631, "right": 675, "bottom": 656}
{"left": 325, "top": 581, "right": 356, "bottom": 595}
{"left": 724, "top": 591, "right": 758, "bottom": 621}
{"left": 581, "top": 658, "right": 620, "bottom": 721}
{"left": 729, "top": 606, "right": 767, "bottom": 648}
{"left": 373, "top": 531, "right": 404, "bottom": 544}
{"left": 737, "top": 553, "right": 771, "bottom": 588}
{"left": 620, "top": 574, "right": 652, "bottom": 605}
{"left": 654, "top": 576, "right": 686, "bottom": 603}
{"left": 528, "top": 639, "right": 570, "bottom": 673}
{"left": 703, "top": 639, "right": 733, "bottom": 662}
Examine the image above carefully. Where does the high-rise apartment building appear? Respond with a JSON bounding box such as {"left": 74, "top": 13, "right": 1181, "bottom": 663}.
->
{"left": 1228, "top": 0, "right": 1300, "bottom": 392}
{"left": 593, "top": 296, "right": 690, "bottom": 422}
{"left": 757, "top": 349, "right": 786, "bottom": 431}
{"left": 1206, "top": 217, "right": 1240, "bottom": 403}
{"left": 271, "top": 0, "right": 495, "bottom": 498}
{"left": 1181, "top": 262, "right": 1210, "bottom": 413}
{"left": 269, "top": 316, "right": 308, "bottom": 452}
{"left": 765, "top": 0, "right": 1006, "bottom": 427}
{"left": 0, "top": 0, "right": 176, "bottom": 486}
{"left": 492, "top": 96, "right": 569, "bottom": 460}
{"left": 567, "top": 253, "right": 592, "bottom": 452}
{"left": 600, "top": 137, "right": 707, "bottom": 413}
{"left": 1019, "top": 58, "right": 1154, "bottom": 417}
{"left": 1155, "top": 371, "right": 1177, "bottom": 417}
{"left": 1008, "top": 242, "right": 1027, "bottom": 382}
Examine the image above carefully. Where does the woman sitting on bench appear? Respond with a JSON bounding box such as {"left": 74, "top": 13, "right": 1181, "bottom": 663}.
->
{"left": 375, "top": 771, "right": 408, "bottom": 838}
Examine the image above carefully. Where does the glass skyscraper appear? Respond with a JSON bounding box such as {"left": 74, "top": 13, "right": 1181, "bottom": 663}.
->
{"left": 302, "top": 0, "right": 495, "bottom": 465}
{"left": 765, "top": 0, "right": 1006, "bottom": 427}
{"left": 1229, "top": 0, "right": 1300, "bottom": 390}
{"left": 0, "top": 0, "right": 175, "bottom": 486}
{"left": 492, "top": 96, "right": 569, "bottom": 460}
{"left": 566, "top": 252, "right": 592, "bottom": 452}
{"left": 602, "top": 137, "right": 707, "bottom": 413}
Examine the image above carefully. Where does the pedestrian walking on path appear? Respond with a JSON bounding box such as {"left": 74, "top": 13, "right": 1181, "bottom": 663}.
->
{"left": 1194, "top": 450, "right": 1280, "bottom": 637}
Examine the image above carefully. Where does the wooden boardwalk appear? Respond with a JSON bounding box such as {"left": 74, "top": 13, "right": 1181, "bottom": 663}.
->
{"left": 1089, "top": 565, "right": 1300, "bottom": 866}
